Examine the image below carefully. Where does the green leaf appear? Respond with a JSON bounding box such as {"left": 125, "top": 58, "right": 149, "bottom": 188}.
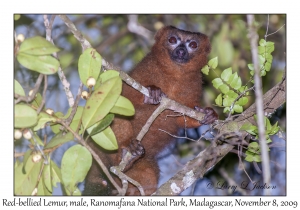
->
{"left": 68, "top": 106, "right": 84, "bottom": 134}
{"left": 264, "top": 54, "right": 273, "bottom": 63}
{"left": 37, "top": 175, "right": 52, "bottom": 196}
{"left": 22, "top": 150, "right": 32, "bottom": 174}
{"left": 82, "top": 76, "right": 122, "bottom": 129}
{"left": 219, "top": 84, "right": 229, "bottom": 94}
{"left": 264, "top": 62, "right": 272, "bottom": 71}
{"left": 240, "top": 122, "right": 257, "bottom": 135}
{"left": 90, "top": 126, "right": 118, "bottom": 150}
{"left": 245, "top": 155, "right": 253, "bottom": 162}
{"left": 248, "top": 142, "right": 259, "bottom": 150}
{"left": 233, "top": 104, "right": 243, "bottom": 113}
{"left": 265, "top": 42, "right": 275, "bottom": 53}
{"left": 227, "top": 90, "right": 238, "bottom": 99}
{"left": 14, "top": 80, "right": 25, "bottom": 96}
{"left": 44, "top": 132, "right": 74, "bottom": 150}
{"left": 221, "top": 67, "right": 232, "bottom": 82}
{"left": 266, "top": 138, "right": 272, "bottom": 143}
{"left": 78, "top": 48, "right": 102, "bottom": 87}
{"left": 50, "top": 160, "right": 62, "bottom": 187}
{"left": 31, "top": 93, "right": 43, "bottom": 110}
{"left": 17, "top": 53, "right": 59, "bottom": 75}
{"left": 253, "top": 154, "right": 262, "bottom": 162}
{"left": 110, "top": 96, "right": 135, "bottom": 116}
{"left": 95, "top": 70, "right": 120, "bottom": 90}
{"left": 215, "top": 94, "right": 223, "bottom": 106}
{"left": 61, "top": 145, "right": 92, "bottom": 195}
{"left": 240, "top": 122, "right": 252, "bottom": 131}
{"left": 100, "top": 70, "right": 120, "bottom": 83}
{"left": 259, "top": 39, "right": 266, "bottom": 46}
{"left": 269, "top": 121, "right": 279, "bottom": 135}
{"left": 258, "top": 46, "right": 265, "bottom": 55}
{"left": 259, "top": 55, "right": 266, "bottom": 66}
{"left": 50, "top": 107, "right": 83, "bottom": 134}
{"left": 265, "top": 117, "right": 272, "bottom": 131}
{"left": 33, "top": 112, "right": 57, "bottom": 131}
{"left": 237, "top": 97, "right": 248, "bottom": 106}
{"left": 32, "top": 133, "right": 44, "bottom": 146}
{"left": 201, "top": 65, "right": 209, "bottom": 75}
{"left": 88, "top": 114, "right": 114, "bottom": 136}
{"left": 238, "top": 85, "right": 247, "bottom": 93}
{"left": 261, "top": 70, "right": 266, "bottom": 76}
{"left": 223, "top": 107, "right": 231, "bottom": 113}
{"left": 43, "top": 160, "right": 52, "bottom": 193}
{"left": 223, "top": 97, "right": 234, "bottom": 107}
{"left": 229, "top": 74, "right": 242, "bottom": 90}
{"left": 208, "top": 57, "right": 218, "bottom": 69}
{"left": 212, "top": 78, "right": 223, "bottom": 89}
{"left": 248, "top": 64, "right": 254, "bottom": 70}
{"left": 18, "top": 36, "right": 60, "bottom": 55}
{"left": 14, "top": 104, "right": 38, "bottom": 128}
{"left": 15, "top": 155, "right": 43, "bottom": 195}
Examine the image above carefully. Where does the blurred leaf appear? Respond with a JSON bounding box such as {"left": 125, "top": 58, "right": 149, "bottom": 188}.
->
{"left": 201, "top": 65, "right": 209, "bottom": 75}
{"left": 212, "top": 78, "right": 223, "bottom": 89}
{"left": 60, "top": 53, "right": 74, "bottom": 69}
{"left": 221, "top": 67, "right": 232, "bottom": 82}
{"left": 265, "top": 42, "right": 275, "bottom": 53}
{"left": 219, "top": 84, "right": 229, "bottom": 94}
{"left": 227, "top": 90, "right": 238, "bottom": 99}
{"left": 223, "top": 97, "right": 234, "bottom": 107}
{"left": 237, "top": 97, "right": 248, "bottom": 106}
{"left": 229, "top": 73, "right": 242, "bottom": 90}
{"left": 248, "top": 64, "right": 254, "bottom": 71}
{"left": 233, "top": 104, "right": 243, "bottom": 113}
{"left": 208, "top": 57, "right": 218, "bottom": 69}
{"left": 215, "top": 94, "right": 223, "bottom": 106}
{"left": 265, "top": 62, "right": 272, "bottom": 71}
{"left": 259, "top": 39, "right": 266, "bottom": 46}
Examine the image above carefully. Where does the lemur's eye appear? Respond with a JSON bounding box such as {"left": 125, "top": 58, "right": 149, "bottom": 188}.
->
{"left": 168, "top": 36, "right": 177, "bottom": 44}
{"left": 189, "top": 41, "right": 198, "bottom": 49}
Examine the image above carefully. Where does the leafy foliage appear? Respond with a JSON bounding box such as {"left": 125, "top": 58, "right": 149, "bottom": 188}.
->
{"left": 14, "top": 36, "right": 135, "bottom": 195}
{"left": 240, "top": 116, "right": 280, "bottom": 162}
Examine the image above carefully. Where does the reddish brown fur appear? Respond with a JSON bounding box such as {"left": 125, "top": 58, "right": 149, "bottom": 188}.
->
{"left": 84, "top": 26, "right": 211, "bottom": 195}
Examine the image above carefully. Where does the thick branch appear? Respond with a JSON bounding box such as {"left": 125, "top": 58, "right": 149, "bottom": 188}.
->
{"left": 153, "top": 76, "right": 286, "bottom": 195}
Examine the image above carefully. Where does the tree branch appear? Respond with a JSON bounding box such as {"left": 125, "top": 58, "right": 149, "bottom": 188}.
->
{"left": 153, "top": 76, "right": 285, "bottom": 195}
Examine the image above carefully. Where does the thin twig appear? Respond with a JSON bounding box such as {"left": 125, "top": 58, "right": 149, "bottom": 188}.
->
{"left": 37, "top": 75, "right": 47, "bottom": 113}
{"left": 43, "top": 14, "right": 74, "bottom": 107}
